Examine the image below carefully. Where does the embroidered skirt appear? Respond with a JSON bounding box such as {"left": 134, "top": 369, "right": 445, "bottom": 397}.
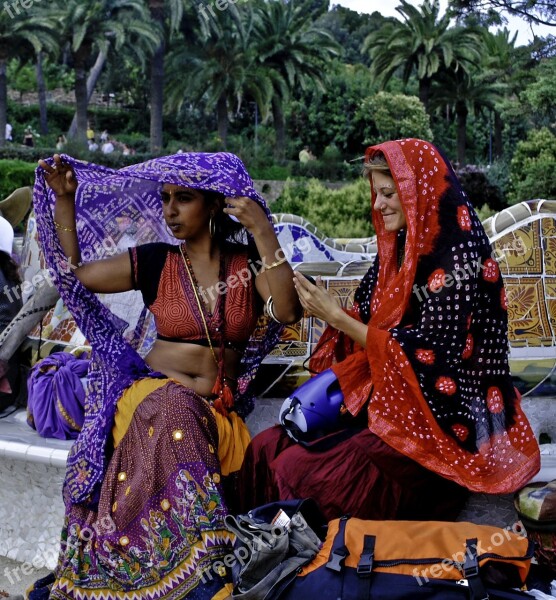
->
{"left": 48, "top": 378, "right": 250, "bottom": 600}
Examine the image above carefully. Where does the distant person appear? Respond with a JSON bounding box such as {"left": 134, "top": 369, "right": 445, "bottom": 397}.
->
{"left": 5, "top": 123, "right": 12, "bottom": 142}
{"left": 100, "top": 129, "right": 108, "bottom": 143}
{"left": 55, "top": 134, "right": 67, "bottom": 151}
{"left": 298, "top": 146, "right": 315, "bottom": 163}
{"left": 86, "top": 122, "right": 95, "bottom": 142}
{"left": 23, "top": 127, "right": 34, "bottom": 148}
{"left": 88, "top": 138, "right": 99, "bottom": 152}
{"left": 101, "top": 137, "right": 114, "bottom": 154}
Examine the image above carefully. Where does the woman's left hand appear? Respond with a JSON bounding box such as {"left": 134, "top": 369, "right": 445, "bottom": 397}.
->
{"left": 293, "top": 271, "right": 343, "bottom": 323}
{"left": 224, "top": 197, "right": 272, "bottom": 236}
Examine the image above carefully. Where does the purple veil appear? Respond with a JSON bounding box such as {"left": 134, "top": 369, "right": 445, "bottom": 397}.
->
{"left": 33, "top": 152, "right": 283, "bottom": 506}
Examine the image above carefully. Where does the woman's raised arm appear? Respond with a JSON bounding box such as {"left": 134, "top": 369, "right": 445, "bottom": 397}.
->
{"left": 38, "top": 154, "right": 133, "bottom": 294}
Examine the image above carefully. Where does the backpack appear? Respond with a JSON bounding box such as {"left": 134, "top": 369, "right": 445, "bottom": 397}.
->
{"left": 26, "top": 351, "right": 88, "bottom": 439}
{"left": 280, "top": 516, "right": 534, "bottom": 600}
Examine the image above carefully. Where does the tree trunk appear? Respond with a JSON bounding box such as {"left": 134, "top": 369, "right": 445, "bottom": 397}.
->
{"left": 455, "top": 100, "right": 468, "bottom": 167}
{"left": 418, "top": 76, "right": 432, "bottom": 112}
{"left": 493, "top": 110, "right": 503, "bottom": 159}
{"left": 72, "top": 44, "right": 91, "bottom": 145}
{"left": 149, "top": 1, "right": 165, "bottom": 154}
{"left": 217, "top": 94, "right": 228, "bottom": 149}
{"left": 68, "top": 50, "right": 107, "bottom": 139}
{"left": 36, "top": 52, "right": 48, "bottom": 135}
{"left": 0, "top": 55, "right": 7, "bottom": 148}
{"left": 272, "top": 97, "right": 285, "bottom": 160}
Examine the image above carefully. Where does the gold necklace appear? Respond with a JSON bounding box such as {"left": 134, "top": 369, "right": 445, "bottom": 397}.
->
{"left": 178, "top": 244, "right": 219, "bottom": 369}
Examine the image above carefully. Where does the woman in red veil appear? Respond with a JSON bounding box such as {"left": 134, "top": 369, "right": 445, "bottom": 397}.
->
{"left": 238, "top": 139, "right": 540, "bottom": 521}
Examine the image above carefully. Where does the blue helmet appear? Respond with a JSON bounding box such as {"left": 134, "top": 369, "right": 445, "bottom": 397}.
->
{"left": 279, "top": 368, "right": 345, "bottom": 444}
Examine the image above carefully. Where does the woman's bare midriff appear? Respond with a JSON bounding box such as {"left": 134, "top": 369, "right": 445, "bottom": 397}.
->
{"left": 145, "top": 339, "right": 242, "bottom": 397}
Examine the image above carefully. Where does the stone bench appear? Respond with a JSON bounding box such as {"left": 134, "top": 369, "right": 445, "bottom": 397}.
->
{"left": 1, "top": 199, "right": 554, "bottom": 570}
{"left": 2, "top": 393, "right": 555, "bottom": 571}
{"left": 0, "top": 408, "right": 71, "bottom": 570}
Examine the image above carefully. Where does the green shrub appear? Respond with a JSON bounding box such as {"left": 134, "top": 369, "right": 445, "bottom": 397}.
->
{"left": 485, "top": 159, "right": 510, "bottom": 201}
{"left": 107, "top": 133, "right": 151, "bottom": 154}
{"left": 321, "top": 143, "right": 342, "bottom": 163}
{"left": 0, "top": 160, "right": 36, "bottom": 199}
{"left": 7, "top": 100, "right": 150, "bottom": 141}
{"left": 272, "top": 177, "right": 374, "bottom": 238}
{"left": 7, "top": 101, "right": 74, "bottom": 139}
{"left": 508, "top": 128, "right": 556, "bottom": 205}
{"left": 249, "top": 164, "right": 291, "bottom": 180}
{"left": 0, "top": 146, "right": 49, "bottom": 162}
{"left": 354, "top": 92, "right": 433, "bottom": 145}
{"left": 475, "top": 203, "right": 497, "bottom": 222}
{"left": 290, "top": 159, "right": 359, "bottom": 181}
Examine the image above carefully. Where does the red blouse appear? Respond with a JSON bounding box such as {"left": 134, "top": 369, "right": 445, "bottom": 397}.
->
{"left": 129, "top": 243, "right": 260, "bottom": 350}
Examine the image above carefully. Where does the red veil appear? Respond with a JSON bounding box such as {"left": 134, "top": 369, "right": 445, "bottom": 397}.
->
{"left": 312, "top": 139, "right": 539, "bottom": 493}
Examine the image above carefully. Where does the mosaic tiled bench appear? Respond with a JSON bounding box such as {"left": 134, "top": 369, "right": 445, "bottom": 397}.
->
{"left": 1, "top": 200, "right": 555, "bottom": 570}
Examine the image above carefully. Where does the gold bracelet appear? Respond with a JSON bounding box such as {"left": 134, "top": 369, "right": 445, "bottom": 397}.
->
{"left": 263, "top": 256, "right": 288, "bottom": 272}
{"left": 54, "top": 220, "right": 76, "bottom": 233}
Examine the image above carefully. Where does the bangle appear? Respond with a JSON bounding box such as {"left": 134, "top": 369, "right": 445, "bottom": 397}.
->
{"left": 265, "top": 296, "right": 283, "bottom": 324}
{"left": 54, "top": 220, "right": 76, "bottom": 233}
{"left": 263, "top": 256, "right": 288, "bottom": 272}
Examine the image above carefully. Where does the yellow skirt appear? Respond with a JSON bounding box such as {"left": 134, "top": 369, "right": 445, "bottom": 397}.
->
{"left": 112, "top": 377, "right": 252, "bottom": 476}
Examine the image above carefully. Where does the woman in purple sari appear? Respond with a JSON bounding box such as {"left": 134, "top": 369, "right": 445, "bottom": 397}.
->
{"left": 31, "top": 152, "right": 301, "bottom": 599}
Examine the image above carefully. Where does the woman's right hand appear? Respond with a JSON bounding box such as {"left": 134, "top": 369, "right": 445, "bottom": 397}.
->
{"left": 293, "top": 271, "right": 343, "bottom": 323}
{"left": 38, "top": 154, "right": 77, "bottom": 199}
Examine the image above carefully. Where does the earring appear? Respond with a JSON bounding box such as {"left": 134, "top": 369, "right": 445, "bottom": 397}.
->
{"left": 209, "top": 215, "right": 216, "bottom": 238}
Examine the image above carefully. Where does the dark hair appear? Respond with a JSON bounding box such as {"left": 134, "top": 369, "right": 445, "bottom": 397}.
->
{"left": 202, "top": 190, "right": 252, "bottom": 247}
{"left": 0, "top": 251, "right": 22, "bottom": 285}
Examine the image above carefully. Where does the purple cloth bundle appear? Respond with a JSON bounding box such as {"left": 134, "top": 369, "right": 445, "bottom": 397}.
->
{"left": 27, "top": 352, "right": 88, "bottom": 439}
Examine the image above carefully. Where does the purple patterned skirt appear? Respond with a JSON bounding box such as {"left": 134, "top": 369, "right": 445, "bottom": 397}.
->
{"left": 49, "top": 380, "right": 234, "bottom": 599}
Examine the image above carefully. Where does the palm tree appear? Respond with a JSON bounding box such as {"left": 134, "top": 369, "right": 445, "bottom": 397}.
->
{"left": 166, "top": 4, "right": 272, "bottom": 149}
{"left": 431, "top": 59, "right": 507, "bottom": 165}
{"left": 480, "top": 28, "right": 519, "bottom": 158}
{"left": 364, "top": 0, "right": 482, "bottom": 112}
{"left": 36, "top": 51, "right": 48, "bottom": 135}
{"left": 54, "top": 0, "right": 159, "bottom": 144}
{"left": 148, "top": 0, "right": 185, "bottom": 153}
{"left": 0, "top": 11, "right": 57, "bottom": 146}
{"left": 252, "top": 0, "right": 340, "bottom": 159}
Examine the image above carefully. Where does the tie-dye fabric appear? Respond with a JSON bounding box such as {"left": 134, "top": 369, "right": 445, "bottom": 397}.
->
{"left": 33, "top": 152, "right": 282, "bottom": 507}
{"left": 311, "top": 139, "right": 540, "bottom": 493}
{"left": 47, "top": 380, "right": 235, "bottom": 600}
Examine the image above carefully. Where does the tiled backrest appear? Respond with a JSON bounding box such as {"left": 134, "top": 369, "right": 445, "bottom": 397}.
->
{"left": 17, "top": 202, "right": 556, "bottom": 391}
{"left": 488, "top": 200, "right": 556, "bottom": 356}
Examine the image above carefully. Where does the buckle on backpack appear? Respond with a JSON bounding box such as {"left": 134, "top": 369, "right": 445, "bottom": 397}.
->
{"left": 326, "top": 546, "right": 349, "bottom": 572}
{"left": 463, "top": 539, "right": 480, "bottom": 578}
{"left": 356, "top": 558, "right": 373, "bottom": 576}
{"left": 357, "top": 535, "right": 375, "bottom": 577}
